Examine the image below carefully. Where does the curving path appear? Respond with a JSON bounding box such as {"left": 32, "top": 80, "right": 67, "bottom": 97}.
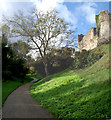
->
{"left": 2, "top": 82, "right": 56, "bottom": 119}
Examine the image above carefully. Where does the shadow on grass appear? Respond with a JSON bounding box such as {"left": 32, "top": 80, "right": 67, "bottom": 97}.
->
{"left": 31, "top": 77, "right": 111, "bottom": 119}
{"left": 32, "top": 70, "right": 76, "bottom": 88}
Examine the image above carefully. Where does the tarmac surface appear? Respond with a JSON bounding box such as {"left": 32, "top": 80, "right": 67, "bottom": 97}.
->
{"left": 2, "top": 82, "right": 56, "bottom": 119}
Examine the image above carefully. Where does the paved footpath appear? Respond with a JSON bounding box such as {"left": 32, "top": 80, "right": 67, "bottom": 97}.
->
{"left": 2, "top": 82, "right": 56, "bottom": 119}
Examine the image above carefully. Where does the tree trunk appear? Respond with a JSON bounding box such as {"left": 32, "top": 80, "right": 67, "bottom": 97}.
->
{"left": 43, "top": 62, "right": 49, "bottom": 76}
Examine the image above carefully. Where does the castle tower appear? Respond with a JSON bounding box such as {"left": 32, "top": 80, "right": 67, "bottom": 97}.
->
{"left": 98, "top": 10, "right": 110, "bottom": 44}
{"left": 90, "top": 27, "right": 96, "bottom": 39}
{"left": 77, "top": 34, "right": 84, "bottom": 52}
{"left": 77, "top": 9, "right": 110, "bottom": 52}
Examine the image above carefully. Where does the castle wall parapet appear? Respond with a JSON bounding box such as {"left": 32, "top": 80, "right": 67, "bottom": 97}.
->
{"left": 77, "top": 10, "right": 111, "bottom": 52}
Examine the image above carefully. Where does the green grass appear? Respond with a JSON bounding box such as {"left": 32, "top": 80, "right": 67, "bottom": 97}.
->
{"left": 2, "top": 74, "right": 38, "bottom": 105}
{"left": 2, "top": 81, "right": 22, "bottom": 105}
{"left": 26, "top": 73, "right": 43, "bottom": 80}
{"left": 30, "top": 44, "right": 111, "bottom": 119}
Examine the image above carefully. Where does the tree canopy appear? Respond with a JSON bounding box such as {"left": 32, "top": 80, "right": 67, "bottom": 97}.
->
{"left": 4, "top": 9, "right": 75, "bottom": 76}
{"left": 1, "top": 25, "right": 29, "bottom": 82}
{"left": 11, "top": 40, "right": 31, "bottom": 59}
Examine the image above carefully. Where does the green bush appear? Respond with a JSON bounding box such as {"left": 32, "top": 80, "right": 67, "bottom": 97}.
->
{"left": 2, "top": 31, "right": 29, "bottom": 81}
{"left": 2, "top": 70, "right": 12, "bottom": 81}
{"left": 73, "top": 49, "right": 104, "bottom": 69}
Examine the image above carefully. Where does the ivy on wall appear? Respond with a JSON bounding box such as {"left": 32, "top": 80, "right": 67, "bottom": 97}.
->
{"left": 95, "top": 15, "right": 100, "bottom": 37}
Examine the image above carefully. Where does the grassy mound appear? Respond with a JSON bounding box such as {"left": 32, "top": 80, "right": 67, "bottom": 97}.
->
{"left": 30, "top": 44, "right": 110, "bottom": 119}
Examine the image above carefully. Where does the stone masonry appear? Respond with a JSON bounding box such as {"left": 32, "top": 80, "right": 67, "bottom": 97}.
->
{"left": 77, "top": 10, "right": 111, "bottom": 52}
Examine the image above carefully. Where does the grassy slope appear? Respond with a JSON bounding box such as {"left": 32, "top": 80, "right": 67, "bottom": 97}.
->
{"left": 30, "top": 44, "right": 111, "bottom": 119}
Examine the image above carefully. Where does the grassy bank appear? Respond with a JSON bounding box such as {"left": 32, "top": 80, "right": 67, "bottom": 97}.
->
{"left": 30, "top": 44, "right": 111, "bottom": 119}
{"left": 2, "top": 74, "right": 34, "bottom": 105}
{"left": 2, "top": 81, "right": 22, "bottom": 105}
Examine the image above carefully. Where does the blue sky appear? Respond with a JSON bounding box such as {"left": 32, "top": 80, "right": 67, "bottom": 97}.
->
{"left": 63, "top": 2, "right": 109, "bottom": 35}
{"left": 0, "top": 0, "right": 110, "bottom": 51}
{"left": 0, "top": 0, "right": 110, "bottom": 57}
{"left": 0, "top": 1, "right": 110, "bottom": 36}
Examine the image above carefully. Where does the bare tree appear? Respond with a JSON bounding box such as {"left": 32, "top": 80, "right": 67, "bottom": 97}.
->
{"left": 4, "top": 9, "right": 75, "bottom": 76}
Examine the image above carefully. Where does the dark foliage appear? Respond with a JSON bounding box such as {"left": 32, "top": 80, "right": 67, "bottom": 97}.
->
{"left": 31, "top": 47, "right": 74, "bottom": 76}
{"left": 73, "top": 49, "right": 104, "bottom": 69}
{"left": 33, "top": 57, "right": 73, "bottom": 77}
{"left": 2, "top": 33, "right": 29, "bottom": 82}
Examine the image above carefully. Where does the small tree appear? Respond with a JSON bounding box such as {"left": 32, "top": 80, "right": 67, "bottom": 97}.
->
{"left": 1, "top": 25, "right": 29, "bottom": 81}
{"left": 4, "top": 9, "right": 75, "bottom": 76}
{"left": 11, "top": 40, "right": 31, "bottom": 59}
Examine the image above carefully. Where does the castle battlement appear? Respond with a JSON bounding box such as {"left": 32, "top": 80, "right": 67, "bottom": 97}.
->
{"left": 77, "top": 10, "right": 111, "bottom": 52}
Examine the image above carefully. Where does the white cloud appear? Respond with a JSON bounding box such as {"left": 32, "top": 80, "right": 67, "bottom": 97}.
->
{"left": 0, "top": 0, "right": 77, "bottom": 28}
{"left": 56, "top": 3, "right": 77, "bottom": 27}
{"left": 34, "top": 0, "right": 64, "bottom": 12}
{"left": 32, "top": 0, "right": 77, "bottom": 28}
{"left": 0, "top": 1, "right": 34, "bottom": 26}
{"left": 75, "top": 2, "right": 97, "bottom": 24}
{"left": 63, "top": 0, "right": 110, "bottom": 2}
{"left": 0, "top": 0, "right": 9, "bottom": 25}
{"left": 0, "top": 0, "right": 8, "bottom": 11}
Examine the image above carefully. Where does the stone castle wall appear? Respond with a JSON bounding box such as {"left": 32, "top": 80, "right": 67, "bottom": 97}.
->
{"left": 77, "top": 28, "right": 98, "bottom": 51}
{"left": 77, "top": 10, "right": 111, "bottom": 52}
{"left": 98, "top": 10, "right": 110, "bottom": 45}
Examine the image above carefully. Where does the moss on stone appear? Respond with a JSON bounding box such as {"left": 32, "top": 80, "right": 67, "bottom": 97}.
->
{"left": 95, "top": 15, "right": 100, "bottom": 36}
{"left": 93, "top": 35, "right": 98, "bottom": 39}
{"left": 90, "top": 39, "right": 94, "bottom": 42}
{"left": 99, "top": 10, "right": 108, "bottom": 15}
{"left": 96, "top": 15, "right": 99, "bottom": 27}
{"left": 109, "top": 12, "right": 111, "bottom": 16}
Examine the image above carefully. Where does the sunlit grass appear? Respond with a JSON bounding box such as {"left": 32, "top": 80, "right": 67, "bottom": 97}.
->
{"left": 30, "top": 44, "right": 111, "bottom": 119}
{"left": 26, "top": 73, "right": 43, "bottom": 80}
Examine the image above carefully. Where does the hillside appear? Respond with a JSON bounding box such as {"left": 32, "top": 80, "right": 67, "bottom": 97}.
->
{"left": 30, "top": 43, "right": 111, "bottom": 119}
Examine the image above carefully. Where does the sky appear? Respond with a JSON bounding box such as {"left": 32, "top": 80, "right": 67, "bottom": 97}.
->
{"left": 0, "top": 0, "right": 110, "bottom": 35}
{"left": 0, "top": 0, "right": 110, "bottom": 57}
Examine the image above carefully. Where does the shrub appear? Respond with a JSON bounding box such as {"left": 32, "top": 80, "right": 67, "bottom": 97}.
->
{"left": 2, "top": 70, "right": 12, "bottom": 81}
{"left": 73, "top": 49, "right": 104, "bottom": 69}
